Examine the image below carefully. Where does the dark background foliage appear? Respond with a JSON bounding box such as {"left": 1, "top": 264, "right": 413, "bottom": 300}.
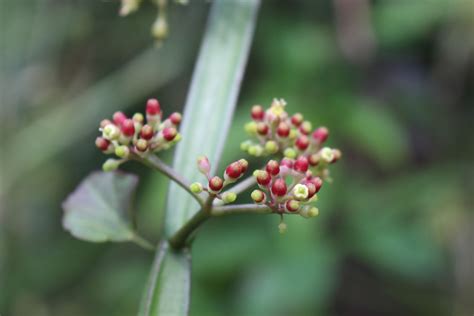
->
{"left": 1, "top": 1, "right": 473, "bottom": 315}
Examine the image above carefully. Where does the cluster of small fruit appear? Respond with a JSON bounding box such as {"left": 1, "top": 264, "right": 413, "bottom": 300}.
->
{"left": 96, "top": 98, "right": 182, "bottom": 171}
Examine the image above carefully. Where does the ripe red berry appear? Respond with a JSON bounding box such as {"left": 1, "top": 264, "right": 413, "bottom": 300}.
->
{"left": 308, "top": 176, "right": 323, "bottom": 193}
{"left": 225, "top": 162, "right": 243, "bottom": 179}
{"left": 162, "top": 127, "right": 177, "bottom": 141}
{"left": 255, "top": 170, "right": 271, "bottom": 186}
{"left": 276, "top": 122, "right": 290, "bottom": 137}
{"left": 266, "top": 160, "right": 280, "bottom": 176}
{"left": 294, "top": 156, "right": 309, "bottom": 173}
{"left": 169, "top": 112, "right": 182, "bottom": 125}
{"left": 251, "top": 105, "right": 265, "bottom": 121}
{"left": 140, "top": 124, "right": 154, "bottom": 140}
{"left": 120, "top": 119, "right": 135, "bottom": 136}
{"left": 291, "top": 113, "right": 303, "bottom": 126}
{"left": 146, "top": 98, "right": 161, "bottom": 115}
{"left": 95, "top": 137, "right": 110, "bottom": 151}
{"left": 271, "top": 178, "right": 287, "bottom": 197}
{"left": 305, "top": 182, "right": 317, "bottom": 198}
{"left": 312, "top": 127, "right": 329, "bottom": 143}
{"left": 285, "top": 199, "right": 300, "bottom": 212}
{"left": 113, "top": 111, "right": 127, "bottom": 126}
{"left": 256, "top": 122, "right": 269, "bottom": 135}
{"left": 208, "top": 176, "right": 224, "bottom": 192}
{"left": 280, "top": 158, "right": 294, "bottom": 169}
{"left": 295, "top": 135, "right": 310, "bottom": 150}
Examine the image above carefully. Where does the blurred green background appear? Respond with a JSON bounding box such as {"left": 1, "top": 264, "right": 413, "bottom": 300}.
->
{"left": 1, "top": 0, "right": 473, "bottom": 315}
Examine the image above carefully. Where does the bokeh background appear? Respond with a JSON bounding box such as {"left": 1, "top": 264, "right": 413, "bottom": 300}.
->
{"left": 1, "top": 0, "right": 473, "bottom": 315}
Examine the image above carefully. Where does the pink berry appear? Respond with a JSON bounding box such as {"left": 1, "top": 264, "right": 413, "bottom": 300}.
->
{"left": 312, "top": 127, "right": 329, "bottom": 143}
{"left": 280, "top": 158, "right": 294, "bottom": 169}
{"left": 294, "top": 156, "right": 309, "bottom": 173}
{"left": 100, "top": 119, "right": 112, "bottom": 129}
{"left": 121, "top": 119, "right": 135, "bottom": 136}
{"left": 113, "top": 111, "right": 127, "bottom": 126}
{"left": 308, "top": 176, "right": 323, "bottom": 193}
{"left": 305, "top": 182, "right": 317, "bottom": 198}
{"left": 169, "top": 112, "right": 182, "bottom": 125}
{"left": 266, "top": 160, "right": 280, "bottom": 176}
{"left": 95, "top": 137, "right": 110, "bottom": 151}
{"left": 271, "top": 178, "right": 287, "bottom": 197}
{"left": 162, "top": 127, "right": 177, "bottom": 141}
{"left": 295, "top": 135, "right": 309, "bottom": 150}
{"left": 251, "top": 105, "right": 265, "bottom": 121}
{"left": 146, "top": 98, "right": 161, "bottom": 115}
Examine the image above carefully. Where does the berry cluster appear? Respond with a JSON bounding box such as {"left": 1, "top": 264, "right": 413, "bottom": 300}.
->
{"left": 96, "top": 98, "right": 182, "bottom": 171}
{"left": 251, "top": 158, "right": 322, "bottom": 220}
{"left": 241, "top": 98, "right": 341, "bottom": 181}
{"left": 190, "top": 156, "right": 249, "bottom": 204}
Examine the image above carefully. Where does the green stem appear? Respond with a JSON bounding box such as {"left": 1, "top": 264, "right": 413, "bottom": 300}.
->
{"left": 132, "top": 153, "right": 205, "bottom": 206}
{"left": 132, "top": 234, "right": 155, "bottom": 251}
{"left": 214, "top": 175, "right": 257, "bottom": 206}
{"left": 211, "top": 203, "right": 272, "bottom": 216}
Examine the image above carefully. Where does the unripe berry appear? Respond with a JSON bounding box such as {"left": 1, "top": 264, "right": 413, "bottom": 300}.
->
{"left": 169, "top": 112, "right": 182, "bottom": 125}
{"left": 115, "top": 145, "right": 130, "bottom": 158}
{"left": 95, "top": 137, "right": 110, "bottom": 151}
{"left": 197, "top": 156, "right": 211, "bottom": 176}
{"left": 244, "top": 121, "right": 258, "bottom": 135}
{"left": 312, "top": 127, "right": 329, "bottom": 143}
{"left": 280, "top": 158, "right": 294, "bottom": 169}
{"left": 276, "top": 122, "right": 290, "bottom": 137}
{"left": 271, "top": 178, "right": 287, "bottom": 197}
{"left": 308, "top": 153, "right": 320, "bottom": 166}
{"left": 146, "top": 98, "right": 161, "bottom": 115}
{"left": 113, "top": 111, "right": 127, "bottom": 126}
{"left": 299, "top": 121, "right": 312, "bottom": 135}
{"left": 248, "top": 145, "right": 264, "bottom": 157}
{"left": 266, "top": 160, "right": 280, "bottom": 176}
{"left": 190, "top": 182, "right": 203, "bottom": 194}
{"left": 251, "top": 189, "right": 266, "bottom": 203}
{"left": 294, "top": 156, "right": 309, "bottom": 173}
{"left": 254, "top": 170, "right": 271, "bottom": 186}
{"left": 295, "top": 135, "right": 310, "bottom": 151}
{"left": 136, "top": 139, "right": 148, "bottom": 152}
{"left": 264, "top": 140, "right": 278, "bottom": 154}
{"left": 102, "top": 158, "right": 120, "bottom": 172}
{"left": 291, "top": 113, "right": 303, "bottom": 126}
{"left": 299, "top": 206, "right": 319, "bottom": 218}
{"left": 251, "top": 105, "right": 265, "bottom": 121}
{"left": 140, "top": 124, "right": 154, "bottom": 140}
{"left": 132, "top": 113, "right": 144, "bottom": 123}
{"left": 208, "top": 176, "right": 224, "bottom": 193}
{"left": 283, "top": 148, "right": 297, "bottom": 159}
{"left": 121, "top": 119, "right": 135, "bottom": 137}
{"left": 225, "top": 162, "right": 243, "bottom": 179}
{"left": 222, "top": 192, "right": 237, "bottom": 204}
{"left": 238, "top": 159, "right": 249, "bottom": 173}
{"left": 240, "top": 140, "right": 252, "bottom": 151}
{"left": 256, "top": 122, "right": 269, "bottom": 136}
{"left": 162, "top": 127, "right": 177, "bottom": 141}
{"left": 285, "top": 199, "right": 300, "bottom": 212}
{"left": 278, "top": 222, "right": 287, "bottom": 234}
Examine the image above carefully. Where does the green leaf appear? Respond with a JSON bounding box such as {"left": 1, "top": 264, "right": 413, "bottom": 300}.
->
{"left": 62, "top": 171, "right": 138, "bottom": 242}
{"left": 140, "top": 0, "right": 260, "bottom": 315}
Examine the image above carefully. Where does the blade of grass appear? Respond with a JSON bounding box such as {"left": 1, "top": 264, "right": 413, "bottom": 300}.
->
{"left": 140, "top": 0, "right": 260, "bottom": 315}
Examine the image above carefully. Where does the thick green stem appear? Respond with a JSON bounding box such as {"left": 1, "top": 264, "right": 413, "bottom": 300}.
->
{"left": 211, "top": 203, "right": 272, "bottom": 216}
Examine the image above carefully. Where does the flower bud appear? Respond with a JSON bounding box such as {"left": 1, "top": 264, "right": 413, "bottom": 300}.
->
{"left": 240, "top": 140, "right": 252, "bottom": 151}
{"left": 115, "top": 145, "right": 130, "bottom": 158}
{"left": 331, "top": 149, "right": 342, "bottom": 163}
{"left": 280, "top": 158, "right": 294, "bottom": 169}
{"left": 264, "top": 141, "right": 278, "bottom": 154}
{"left": 312, "top": 127, "right": 329, "bottom": 143}
{"left": 197, "top": 156, "right": 211, "bottom": 176}
{"left": 294, "top": 156, "right": 309, "bottom": 173}
{"left": 276, "top": 122, "right": 290, "bottom": 138}
{"left": 132, "top": 113, "right": 144, "bottom": 123}
{"left": 271, "top": 178, "right": 287, "bottom": 197}
{"left": 266, "top": 160, "right": 280, "bottom": 176}
{"left": 295, "top": 135, "right": 310, "bottom": 151}
{"left": 320, "top": 147, "right": 335, "bottom": 163}
{"left": 244, "top": 121, "right": 258, "bottom": 135}
{"left": 162, "top": 127, "right": 177, "bottom": 141}
{"left": 169, "top": 112, "right": 182, "bottom": 125}
{"left": 291, "top": 113, "right": 303, "bottom": 126}
{"left": 103, "top": 124, "right": 120, "bottom": 140}
{"left": 121, "top": 119, "right": 135, "bottom": 137}
{"left": 289, "top": 129, "right": 298, "bottom": 140}
{"left": 285, "top": 199, "right": 300, "bottom": 212}
{"left": 254, "top": 170, "right": 271, "bottom": 186}
{"left": 102, "top": 158, "right": 121, "bottom": 172}
{"left": 190, "top": 182, "right": 203, "bottom": 194}
{"left": 222, "top": 192, "right": 237, "bottom": 204}
{"left": 256, "top": 122, "right": 269, "bottom": 136}
{"left": 146, "top": 98, "right": 161, "bottom": 116}
{"left": 283, "top": 148, "right": 297, "bottom": 159}
{"left": 299, "top": 121, "right": 312, "bottom": 135}
{"left": 113, "top": 111, "right": 127, "bottom": 126}
{"left": 292, "top": 184, "right": 309, "bottom": 200}
{"left": 100, "top": 119, "right": 112, "bottom": 129}
{"left": 238, "top": 159, "right": 249, "bottom": 173}
{"left": 251, "top": 189, "right": 266, "bottom": 203}
{"left": 208, "top": 176, "right": 224, "bottom": 193}
{"left": 95, "top": 137, "right": 110, "bottom": 151}
{"left": 152, "top": 16, "right": 168, "bottom": 41}
{"left": 225, "top": 161, "right": 243, "bottom": 180}
{"left": 251, "top": 105, "right": 265, "bottom": 121}
{"left": 299, "top": 206, "right": 319, "bottom": 218}
{"left": 248, "top": 145, "right": 264, "bottom": 157}
{"left": 308, "top": 153, "right": 320, "bottom": 166}
{"left": 136, "top": 139, "right": 148, "bottom": 152}
{"left": 278, "top": 222, "right": 287, "bottom": 234}
{"left": 119, "top": 0, "right": 140, "bottom": 16}
{"left": 140, "top": 124, "right": 154, "bottom": 140}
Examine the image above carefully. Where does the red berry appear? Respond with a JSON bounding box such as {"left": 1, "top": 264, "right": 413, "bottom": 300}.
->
{"left": 162, "top": 127, "right": 177, "bottom": 141}
{"left": 95, "top": 137, "right": 110, "bottom": 151}
{"left": 266, "top": 160, "right": 280, "bottom": 176}
{"left": 113, "top": 111, "right": 127, "bottom": 126}
{"left": 225, "top": 162, "right": 243, "bottom": 179}
{"left": 256, "top": 122, "right": 269, "bottom": 136}
{"left": 285, "top": 200, "right": 300, "bottom": 212}
{"left": 276, "top": 122, "right": 290, "bottom": 137}
{"left": 208, "top": 176, "right": 224, "bottom": 192}
{"left": 140, "top": 124, "right": 154, "bottom": 140}
{"left": 146, "top": 98, "right": 161, "bottom": 115}
{"left": 312, "top": 127, "right": 329, "bottom": 143}
{"left": 280, "top": 158, "right": 294, "bottom": 169}
{"left": 294, "top": 156, "right": 309, "bottom": 173}
{"left": 295, "top": 135, "right": 309, "bottom": 150}
{"left": 308, "top": 176, "right": 323, "bottom": 193}
{"left": 291, "top": 113, "right": 303, "bottom": 126}
{"left": 238, "top": 159, "right": 249, "bottom": 173}
{"left": 271, "top": 178, "right": 287, "bottom": 197}
{"left": 169, "top": 112, "right": 182, "bottom": 125}
{"left": 305, "top": 182, "right": 317, "bottom": 198}
{"left": 121, "top": 119, "right": 135, "bottom": 137}
{"left": 256, "top": 170, "right": 271, "bottom": 186}
{"left": 308, "top": 153, "right": 319, "bottom": 166}
{"left": 251, "top": 105, "right": 265, "bottom": 121}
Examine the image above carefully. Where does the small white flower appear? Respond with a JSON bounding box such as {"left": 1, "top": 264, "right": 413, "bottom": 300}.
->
{"left": 320, "top": 147, "right": 335, "bottom": 163}
{"left": 293, "top": 184, "right": 309, "bottom": 200}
